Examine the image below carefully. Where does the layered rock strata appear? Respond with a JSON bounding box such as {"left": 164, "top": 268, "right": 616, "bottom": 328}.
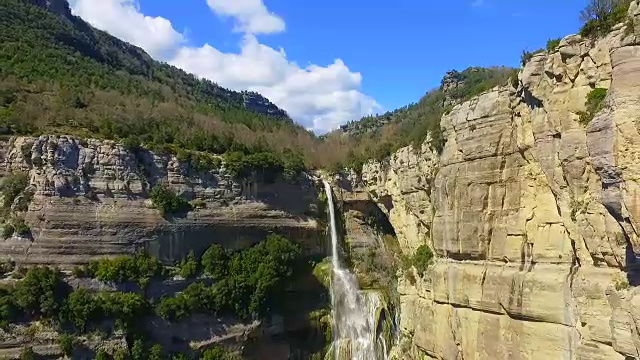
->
{"left": 338, "top": 4, "right": 640, "bottom": 359}
{"left": 0, "top": 136, "right": 323, "bottom": 266}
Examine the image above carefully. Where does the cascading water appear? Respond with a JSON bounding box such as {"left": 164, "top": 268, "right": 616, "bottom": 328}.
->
{"left": 322, "top": 180, "right": 390, "bottom": 360}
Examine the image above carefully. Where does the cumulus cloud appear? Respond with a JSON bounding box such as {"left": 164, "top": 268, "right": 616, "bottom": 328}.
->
{"left": 206, "top": 0, "right": 285, "bottom": 34}
{"left": 172, "top": 37, "right": 380, "bottom": 132}
{"left": 68, "top": 0, "right": 380, "bottom": 133}
{"left": 69, "top": 0, "right": 185, "bottom": 59}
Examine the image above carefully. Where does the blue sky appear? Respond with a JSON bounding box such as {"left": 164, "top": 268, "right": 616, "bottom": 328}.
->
{"left": 69, "top": 0, "right": 587, "bottom": 132}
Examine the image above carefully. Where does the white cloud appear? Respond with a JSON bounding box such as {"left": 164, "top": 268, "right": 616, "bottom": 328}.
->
{"left": 172, "top": 37, "right": 381, "bottom": 132}
{"left": 69, "top": 0, "right": 184, "bottom": 59}
{"left": 206, "top": 0, "right": 285, "bottom": 34}
{"left": 68, "top": 0, "right": 380, "bottom": 133}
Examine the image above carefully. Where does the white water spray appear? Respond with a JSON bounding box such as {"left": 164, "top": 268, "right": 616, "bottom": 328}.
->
{"left": 323, "top": 181, "right": 389, "bottom": 360}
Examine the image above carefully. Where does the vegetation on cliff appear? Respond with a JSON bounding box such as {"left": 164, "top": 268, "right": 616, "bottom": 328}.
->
{"left": 157, "top": 234, "right": 301, "bottom": 321}
{"left": 0, "top": 234, "right": 305, "bottom": 358}
{"left": 578, "top": 88, "right": 608, "bottom": 125}
{"left": 580, "top": 0, "right": 632, "bottom": 37}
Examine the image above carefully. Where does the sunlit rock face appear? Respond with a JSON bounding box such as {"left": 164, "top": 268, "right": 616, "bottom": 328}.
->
{"left": 339, "top": 3, "right": 640, "bottom": 359}
{"left": 0, "top": 135, "right": 324, "bottom": 267}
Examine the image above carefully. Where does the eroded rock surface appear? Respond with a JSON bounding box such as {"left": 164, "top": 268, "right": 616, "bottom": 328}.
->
{"left": 0, "top": 136, "right": 323, "bottom": 266}
{"left": 341, "top": 4, "right": 640, "bottom": 359}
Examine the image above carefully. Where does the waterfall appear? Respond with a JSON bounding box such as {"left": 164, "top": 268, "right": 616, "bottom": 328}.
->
{"left": 322, "top": 180, "right": 389, "bottom": 360}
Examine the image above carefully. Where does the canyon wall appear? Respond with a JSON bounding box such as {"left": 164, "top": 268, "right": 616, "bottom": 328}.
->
{"left": 338, "top": 3, "right": 640, "bottom": 359}
{"left": 0, "top": 136, "right": 324, "bottom": 267}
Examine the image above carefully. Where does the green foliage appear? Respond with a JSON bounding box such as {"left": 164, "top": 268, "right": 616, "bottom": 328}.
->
{"left": 578, "top": 88, "right": 608, "bottom": 126}
{"left": 178, "top": 251, "right": 199, "bottom": 279}
{"left": 413, "top": 245, "right": 434, "bottom": 277}
{"left": 157, "top": 235, "right": 301, "bottom": 321}
{"left": 521, "top": 49, "right": 544, "bottom": 66}
{"left": 11, "top": 217, "right": 30, "bottom": 236}
{"left": 2, "top": 223, "right": 13, "bottom": 239}
{"left": 92, "top": 252, "right": 163, "bottom": 286}
{"left": 580, "top": 0, "right": 632, "bottom": 38}
{"left": 130, "top": 338, "right": 146, "bottom": 360}
{"left": 201, "top": 346, "right": 230, "bottom": 360}
{"left": 148, "top": 344, "right": 164, "bottom": 360}
{"left": 14, "top": 266, "right": 70, "bottom": 318}
{"left": 0, "top": 287, "right": 18, "bottom": 327}
{"left": 58, "top": 333, "right": 76, "bottom": 356}
{"left": 149, "top": 184, "right": 191, "bottom": 216}
{"left": 223, "top": 151, "right": 282, "bottom": 182}
{"left": 113, "top": 348, "right": 130, "bottom": 360}
{"left": 546, "top": 38, "right": 562, "bottom": 52}
{"left": 201, "top": 244, "right": 229, "bottom": 281}
{"left": 95, "top": 349, "right": 110, "bottom": 360}
{"left": 63, "top": 288, "right": 102, "bottom": 332}
{"left": 0, "top": 172, "right": 28, "bottom": 209}
{"left": 99, "top": 291, "right": 149, "bottom": 332}
{"left": 19, "top": 346, "right": 36, "bottom": 360}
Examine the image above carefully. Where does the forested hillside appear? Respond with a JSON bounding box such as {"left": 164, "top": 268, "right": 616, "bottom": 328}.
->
{"left": 0, "top": 0, "right": 520, "bottom": 172}
{"left": 0, "top": 0, "right": 319, "bottom": 167}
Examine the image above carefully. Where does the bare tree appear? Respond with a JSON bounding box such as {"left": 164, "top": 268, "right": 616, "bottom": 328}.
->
{"left": 580, "top": 0, "right": 631, "bottom": 22}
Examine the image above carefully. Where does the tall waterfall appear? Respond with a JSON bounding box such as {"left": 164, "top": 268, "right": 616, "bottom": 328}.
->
{"left": 322, "top": 181, "right": 389, "bottom": 360}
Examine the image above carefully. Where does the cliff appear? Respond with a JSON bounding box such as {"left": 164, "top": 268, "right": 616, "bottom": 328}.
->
{"left": 0, "top": 136, "right": 324, "bottom": 267}
{"left": 337, "top": 2, "right": 640, "bottom": 359}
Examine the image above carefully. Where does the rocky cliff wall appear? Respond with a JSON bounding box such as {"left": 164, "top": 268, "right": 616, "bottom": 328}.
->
{"left": 0, "top": 136, "right": 324, "bottom": 267}
{"left": 338, "top": 3, "right": 640, "bottom": 359}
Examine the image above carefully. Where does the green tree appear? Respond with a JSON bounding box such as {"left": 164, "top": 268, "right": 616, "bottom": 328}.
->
{"left": 0, "top": 172, "right": 28, "bottom": 209}
{"left": 179, "top": 251, "right": 199, "bottom": 279}
{"left": 201, "top": 244, "right": 229, "bottom": 281}
{"left": 14, "top": 266, "right": 70, "bottom": 318}
{"left": 63, "top": 288, "right": 102, "bottom": 332}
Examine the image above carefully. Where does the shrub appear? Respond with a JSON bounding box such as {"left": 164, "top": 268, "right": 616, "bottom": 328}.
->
{"left": 0, "top": 172, "right": 29, "bottom": 209}
{"left": 413, "top": 245, "right": 434, "bottom": 276}
{"left": 95, "top": 349, "right": 110, "bottom": 360}
{"left": 201, "top": 346, "right": 230, "bottom": 360}
{"left": 19, "top": 346, "right": 37, "bottom": 360}
{"left": 130, "top": 338, "right": 146, "bottom": 360}
{"left": 58, "top": 333, "right": 76, "bottom": 356}
{"left": 521, "top": 49, "right": 544, "bottom": 66}
{"left": 546, "top": 38, "right": 561, "bottom": 52}
{"left": 2, "top": 223, "right": 14, "bottom": 239}
{"left": 148, "top": 344, "right": 164, "bottom": 360}
{"left": 149, "top": 184, "right": 191, "bottom": 216}
{"left": 113, "top": 348, "right": 130, "bottom": 360}
{"left": 12, "top": 217, "right": 30, "bottom": 236}
{"left": 578, "top": 87, "right": 608, "bottom": 126}
{"left": 122, "top": 135, "right": 141, "bottom": 152}
{"left": 190, "top": 199, "right": 206, "bottom": 209}
{"left": 178, "top": 251, "right": 199, "bottom": 279}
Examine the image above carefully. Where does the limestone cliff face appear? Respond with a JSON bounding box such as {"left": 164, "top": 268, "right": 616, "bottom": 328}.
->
{"left": 0, "top": 136, "right": 323, "bottom": 266}
{"left": 339, "top": 3, "right": 640, "bottom": 359}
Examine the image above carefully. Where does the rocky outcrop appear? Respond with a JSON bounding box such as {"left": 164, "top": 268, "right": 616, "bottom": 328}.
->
{"left": 0, "top": 136, "right": 323, "bottom": 267}
{"left": 339, "top": 3, "right": 640, "bottom": 359}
